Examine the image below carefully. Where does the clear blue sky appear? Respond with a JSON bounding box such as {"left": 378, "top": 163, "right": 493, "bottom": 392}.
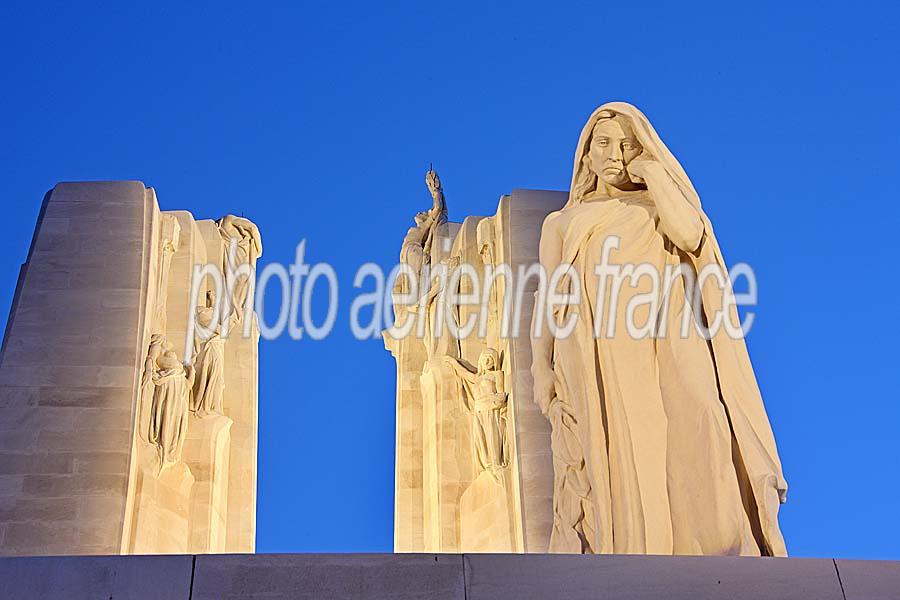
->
{"left": 2, "top": 2, "right": 899, "bottom": 559}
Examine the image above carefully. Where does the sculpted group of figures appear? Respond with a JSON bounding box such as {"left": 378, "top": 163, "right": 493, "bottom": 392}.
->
{"left": 139, "top": 215, "right": 262, "bottom": 472}
{"left": 531, "top": 102, "right": 788, "bottom": 556}
{"left": 394, "top": 168, "right": 513, "bottom": 481}
{"left": 392, "top": 101, "right": 788, "bottom": 557}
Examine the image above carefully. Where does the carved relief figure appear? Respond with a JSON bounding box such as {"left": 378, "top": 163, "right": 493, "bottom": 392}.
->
{"left": 142, "top": 334, "right": 194, "bottom": 470}
{"left": 398, "top": 211, "right": 429, "bottom": 293}
{"left": 444, "top": 349, "right": 508, "bottom": 478}
{"left": 139, "top": 334, "right": 166, "bottom": 444}
{"left": 395, "top": 168, "right": 449, "bottom": 296}
{"left": 191, "top": 290, "right": 226, "bottom": 416}
{"left": 413, "top": 255, "right": 460, "bottom": 359}
{"left": 154, "top": 215, "right": 181, "bottom": 330}
{"left": 476, "top": 217, "right": 500, "bottom": 343}
{"left": 476, "top": 217, "right": 496, "bottom": 267}
{"left": 422, "top": 168, "right": 448, "bottom": 259}
{"left": 532, "top": 102, "right": 787, "bottom": 556}
{"left": 218, "top": 214, "right": 263, "bottom": 323}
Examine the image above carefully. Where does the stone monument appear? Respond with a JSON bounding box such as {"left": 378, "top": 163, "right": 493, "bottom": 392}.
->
{"left": 385, "top": 171, "right": 566, "bottom": 553}
{"left": 0, "top": 181, "right": 261, "bottom": 556}
{"left": 385, "top": 102, "right": 788, "bottom": 556}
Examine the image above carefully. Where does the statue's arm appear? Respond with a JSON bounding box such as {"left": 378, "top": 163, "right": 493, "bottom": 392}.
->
{"left": 141, "top": 356, "right": 153, "bottom": 389}
{"left": 236, "top": 218, "right": 264, "bottom": 256}
{"left": 422, "top": 274, "right": 442, "bottom": 306}
{"left": 430, "top": 189, "right": 444, "bottom": 215}
{"left": 639, "top": 162, "right": 704, "bottom": 253}
{"left": 443, "top": 355, "right": 477, "bottom": 383}
{"left": 531, "top": 213, "right": 563, "bottom": 416}
{"left": 250, "top": 224, "right": 263, "bottom": 256}
{"left": 495, "top": 370, "right": 506, "bottom": 395}
{"left": 422, "top": 221, "right": 436, "bottom": 256}
{"left": 407, "top": 274, "right": 438, "bottom": 315}
{"left": 226, "top": 215, "right": 255, "bottom": 230}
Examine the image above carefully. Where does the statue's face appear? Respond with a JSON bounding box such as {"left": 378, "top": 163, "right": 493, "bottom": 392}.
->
{"left": 588, "top": 117, "right": 643, "bottom": 188}
{"left": 480, "top": 353, "right": 495, "bottom": 371}
{"left": 479, "top": 243, "right": 491, "bottom": 264}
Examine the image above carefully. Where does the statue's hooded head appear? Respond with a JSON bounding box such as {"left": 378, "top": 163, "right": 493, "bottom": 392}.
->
{"left": 148, "top": 333, "right": 167, "bottom": 357}
{"left": 477, "top": 348, "right": 500, "bottom": 374}
{"left": 567, "top": 102, "right": 702, "bottom": 210}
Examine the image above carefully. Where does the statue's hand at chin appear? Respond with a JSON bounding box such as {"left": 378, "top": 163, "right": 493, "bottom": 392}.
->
{"left": 625, "top": 152, "right": 658, "bottom": 184}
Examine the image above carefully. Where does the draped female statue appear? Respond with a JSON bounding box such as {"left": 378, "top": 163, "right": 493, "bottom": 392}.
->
{"left": 218, "top": 214, "right": 263, "bottom": 324}
{"left": 531, "top": 102, "right": 787, "bottom": 556}
{"left": 191, "top": 290, "right": 226, "bottom": 416}
{"left": 142, "top": 334, "right": 194, "bottom": 471}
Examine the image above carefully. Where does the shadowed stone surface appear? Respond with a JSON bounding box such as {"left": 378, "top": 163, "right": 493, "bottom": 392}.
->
{"left": 463, "top": 554, "right": 845, "bottom": 600}
{"left": 837, "top": 558, "right": 900, "bottom": 600}
{"left": 192, "top": 553, "right": 464, "bottom": 599}
{"left": 0, "top": 553, "right": 897, "bottom": 599}
{"left": 0, "top": 554, "right": 192, "bottom": 600}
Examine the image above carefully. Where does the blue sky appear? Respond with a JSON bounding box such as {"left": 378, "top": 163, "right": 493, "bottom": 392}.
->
{"left": 2, "top": 2, "right": 899, "bottom": 558}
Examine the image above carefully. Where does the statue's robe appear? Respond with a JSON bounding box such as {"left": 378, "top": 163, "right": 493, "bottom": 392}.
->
{"left": 149, "top": 366, "right": 190, "bottom": 467}
{"left": 457, "top": 369, "right": 508, "bottom": 474}
{"left": 192, "top": 331, "right": 225, "bottom": 416}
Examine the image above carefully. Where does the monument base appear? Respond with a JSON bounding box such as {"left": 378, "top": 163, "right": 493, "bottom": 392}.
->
{"left": 1, "top": 553, "right": 897, "bottom": 599}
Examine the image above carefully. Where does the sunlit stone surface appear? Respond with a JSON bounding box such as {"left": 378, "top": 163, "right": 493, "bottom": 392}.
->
{"left": 387, "top": 103, "right": 788, "bottom": 556}
{"left": 0, "top": 181, "right": 260, "bottom": 555}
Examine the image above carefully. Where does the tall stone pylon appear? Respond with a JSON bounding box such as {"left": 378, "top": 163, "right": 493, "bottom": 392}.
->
{"left": 0, "top": 181, "right": 260, "bottom": 556}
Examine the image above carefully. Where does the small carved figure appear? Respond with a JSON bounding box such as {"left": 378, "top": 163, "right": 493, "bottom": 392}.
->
{"left": 397, "top": 211, "right": 430, "bottom": 294}
{"left": 155, "top": 215, "right": 180, "bottom": 330}
{"left": 191, "top": 290, "right": 226, "bottom": 417}
{"left": 422, "top": 168, "right": 448, "bottom": 258}
{"left": 476, "top": 217, "right": 496, "bottom": 268}
{"left": 444, "top": 349, "right": 508, "bottom": 478}
{"left": 395, "top": 168, "right": 449, "bottom": 296}
{"left": 476, "top": 217, "right": 500, "bottom": 343}
{"left": 412, "top": 255, "right": 460, "bottom": 359}
{"left": 142, "top": 334, "right": 194, "bottom": 471}
{"left": 218, "top": 214, "right": 263, "bottom": 324}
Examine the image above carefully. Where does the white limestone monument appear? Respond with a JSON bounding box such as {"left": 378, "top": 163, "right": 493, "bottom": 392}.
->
{"left": 385, "top": 102, "right": 788, "bottom": 556}
{"left": 0, "top": 181, "right": 261, "bottom": 556}
{"left": 0, "top": 101, "right": 788, "bottom": 560}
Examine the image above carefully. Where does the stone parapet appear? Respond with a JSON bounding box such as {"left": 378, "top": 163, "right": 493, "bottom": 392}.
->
{"left": 1, "top": 553, "right": 896, "bottom": 599}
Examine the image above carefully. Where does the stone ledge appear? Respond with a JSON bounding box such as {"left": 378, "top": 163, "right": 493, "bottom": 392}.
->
{"left": 0, "top": 552, "right": 897, "bottom": 599}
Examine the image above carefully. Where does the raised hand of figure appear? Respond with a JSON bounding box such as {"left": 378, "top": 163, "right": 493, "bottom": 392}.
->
{"left": 625, "top": 150, "right": 659, "bottom": 184}
{"left": 425, "top": 169, "right": 441, "bottom": 197}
